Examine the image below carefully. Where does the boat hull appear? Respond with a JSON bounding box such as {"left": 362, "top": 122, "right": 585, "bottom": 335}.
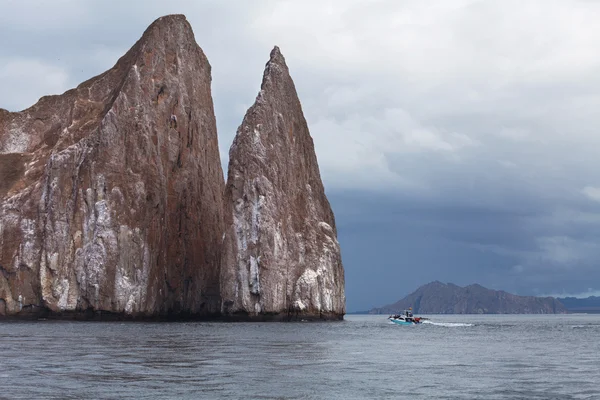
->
{"left": 389, "top": 319, "right": 416, "bottom": 326}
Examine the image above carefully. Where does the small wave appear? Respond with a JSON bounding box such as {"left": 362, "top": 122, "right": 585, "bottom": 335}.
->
{"left": 422, "top": 320, "right": 473, "bottom": 327}
{"left": 571, "top": 325, "right": 600, "bottom": 329}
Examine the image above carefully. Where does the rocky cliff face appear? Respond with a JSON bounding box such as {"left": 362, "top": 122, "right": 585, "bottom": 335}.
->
{"left": 220, "top": 47, "right": 345, "bottom": 320}
{"left": 371, "top": 281, "right": 566, "bottom": 314}
{"left": 0, "top": 15, "right": 225, "bottom": 318}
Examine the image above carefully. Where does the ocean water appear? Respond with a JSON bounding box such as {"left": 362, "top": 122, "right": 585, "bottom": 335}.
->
{"left": 0, "top": 314, "right": 599, "bottom": 399}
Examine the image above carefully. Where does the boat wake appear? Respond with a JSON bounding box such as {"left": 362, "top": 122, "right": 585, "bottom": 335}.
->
{"left": 422, "top": 320, "right": 473, "bottom": 327}
{"left": 571, "top": 325, "right": 600, "bottom": 330}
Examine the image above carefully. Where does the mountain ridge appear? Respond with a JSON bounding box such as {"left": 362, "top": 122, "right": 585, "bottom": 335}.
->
{"left": 370, "top": 281, "right": 567, "bottom": 314}
{"left": 557, "top": 296, "right": 600, "bottom": 313}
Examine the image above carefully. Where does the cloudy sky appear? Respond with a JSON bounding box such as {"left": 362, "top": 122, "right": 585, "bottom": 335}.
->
{"left": 2, "top": 0, "right": 600, "bottom": 311}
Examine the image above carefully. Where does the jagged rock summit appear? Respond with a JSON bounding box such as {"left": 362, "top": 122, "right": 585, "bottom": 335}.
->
{"left": 0, "top": 15, "right": 226, "bottom": 318}
{"left": 220, "top": 46, "right": 346, "bottom": 320}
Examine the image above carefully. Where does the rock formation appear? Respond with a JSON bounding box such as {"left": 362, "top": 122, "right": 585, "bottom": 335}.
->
{"left": 0, "top": 15, "right": 225, "bottom": 318}
{"left": 220, "top": 47, "right": 345, "bottom": 320}
{"left": 370, "top": 281, "right": 566, "bottom": 314}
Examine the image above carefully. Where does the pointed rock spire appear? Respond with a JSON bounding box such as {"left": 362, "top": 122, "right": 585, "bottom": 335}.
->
{"left": 0, "top": 15, "right": 225, "bottom": 318}
{"left": 221, "top": 47, "right": 345, "bottom": 320}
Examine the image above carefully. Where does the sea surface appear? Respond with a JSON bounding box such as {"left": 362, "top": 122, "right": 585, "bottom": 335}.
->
{"left": 1, "top": 314, "right": 599, "bottom": 399}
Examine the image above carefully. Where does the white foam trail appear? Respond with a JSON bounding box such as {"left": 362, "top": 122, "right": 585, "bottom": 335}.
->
{"left": 422, "top": 320, "right": 473, "bottom": 327}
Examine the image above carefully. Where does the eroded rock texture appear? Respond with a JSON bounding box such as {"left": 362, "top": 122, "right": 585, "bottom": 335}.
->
{"left": 221, "top": 47, "right": 345, "bottom": 320}
{"left": 0, "top": 15, "right": 224, "bottom": 318}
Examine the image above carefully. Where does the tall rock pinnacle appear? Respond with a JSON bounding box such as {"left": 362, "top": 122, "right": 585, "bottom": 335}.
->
{"left": 221, "top": 46, "right": 346, "bottom": 320}
{"left": 0, "top": 15, "right": 225, "bottom": 318}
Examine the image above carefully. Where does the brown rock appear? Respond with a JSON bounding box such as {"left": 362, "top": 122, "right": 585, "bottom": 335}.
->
{"left": 220, "top": 47, "right": 345, "bottom": 320}
{"left": 0, "top": 15, "right": 225, "bottom": 318}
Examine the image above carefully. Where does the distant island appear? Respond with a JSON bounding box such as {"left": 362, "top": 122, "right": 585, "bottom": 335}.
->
{"left": 557, "top": 296, "right": 600, "bottom": 313}
{"left": 369, "top": 281, "right": 568, "bottom": 314}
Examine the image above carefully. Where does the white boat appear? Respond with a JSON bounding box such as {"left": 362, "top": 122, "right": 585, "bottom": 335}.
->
{"left": 388, "top": 308, "right": 428, "bottom": 325}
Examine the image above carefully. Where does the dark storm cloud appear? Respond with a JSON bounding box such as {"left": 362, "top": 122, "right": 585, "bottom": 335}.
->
{"left": 2, "top": 0, "right": 600, "bottom": 310}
